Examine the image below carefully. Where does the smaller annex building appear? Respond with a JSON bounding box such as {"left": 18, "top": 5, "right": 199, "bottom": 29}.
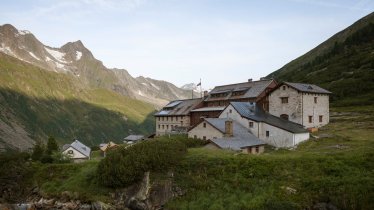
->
{"left": 62, "top": 140, "right": 91, "bottom": 162}
{"left": 220, "top": 102, "right": 310, "bottom": 148}
{"left": 188, "top": 118, "right": 265, "bottom": 154}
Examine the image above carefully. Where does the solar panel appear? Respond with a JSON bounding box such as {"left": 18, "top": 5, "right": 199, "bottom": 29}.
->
{"left": 164, "top": 101, "right": 182, "bottom": 108}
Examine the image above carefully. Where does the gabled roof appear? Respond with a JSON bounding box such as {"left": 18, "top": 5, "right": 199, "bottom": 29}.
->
{"left": 203, "top": 118, "right": 265, "bottom": 150}
{"left": 284, "top": 82, "right": 331, "bottom": 94}
{"left": 204, "top": 79, "right": 276, "bottom": 102}
{"left": 124, "top": 135, "right": 144, "bottom": 141}
{"left": 65, "top": 140, "right": 91, "bottom": 157}
{"left": 229, "top": 102, "right": 308, "bottom": 133}
{"left": 154, "top": 98, "right": 203, "bottom": 116}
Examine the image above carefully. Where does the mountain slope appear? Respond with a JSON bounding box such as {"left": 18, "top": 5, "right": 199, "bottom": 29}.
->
{"left": 267, "top": 12, "right": 374, "bottom": 106}
{"left": 0, "top": 52, "right": 155, "bottom": 151}
{"left": 0, "top": 24, "right": 194, "bottom": 107}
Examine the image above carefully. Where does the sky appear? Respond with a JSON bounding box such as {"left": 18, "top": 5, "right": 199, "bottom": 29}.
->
{"left": 0, "top": 0, "right": 373, "bottom": 89}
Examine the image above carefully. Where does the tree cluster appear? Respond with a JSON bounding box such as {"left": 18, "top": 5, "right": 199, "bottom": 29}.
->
{"left": 31, "top": 136, "right": 68, "bottom": 163}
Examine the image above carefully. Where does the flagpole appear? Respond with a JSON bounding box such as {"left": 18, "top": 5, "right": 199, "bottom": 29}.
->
{"left": 200, "top": 78, "right": 202, "bottom": 98}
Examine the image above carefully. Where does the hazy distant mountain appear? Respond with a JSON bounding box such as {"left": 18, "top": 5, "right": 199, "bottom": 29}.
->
{"left": 0, "top": 24, "right": 194, "bottom": 107}
{"left": 267, "top": 12, "right": 374, "bottom": 106}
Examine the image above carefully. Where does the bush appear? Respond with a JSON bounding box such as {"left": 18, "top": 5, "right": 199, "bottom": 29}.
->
{"left": 97, "top": 138, "right": 187, "bottom": 188}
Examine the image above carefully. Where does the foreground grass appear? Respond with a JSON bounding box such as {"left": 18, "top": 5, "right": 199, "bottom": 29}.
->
{"left": 167, "top": 106, "right": 374, "bottom": 210}
{"left": 33, "top": 160, "right": 111, "bottom": 202}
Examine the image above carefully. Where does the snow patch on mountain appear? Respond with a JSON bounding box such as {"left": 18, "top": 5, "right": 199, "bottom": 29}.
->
{"left": 138, "top": 90, "right": 145, "bottom": 96}
{"left": 76, "top": 51, "right": 82, "bottom": 60}
{"left": 17, "top": 30, "right": 31, "bottom": 36}
{"left": 28, "top": 52, "right": 40, "bottom": 61}
{"left": 150, "top": 83, "right": 160, "bottom": 90}
{"left": 0, "top": 44, "right": 16, "bottom": 57}
{"left": 141, "top": 82, "right": 149, "bottom": 86}
{"left": 45, "top": 47, "right": 66, "bottom": 63}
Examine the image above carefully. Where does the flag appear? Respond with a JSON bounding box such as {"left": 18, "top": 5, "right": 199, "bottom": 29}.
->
{"left": 197, "top": 82, "right": 201, "bottom": 86}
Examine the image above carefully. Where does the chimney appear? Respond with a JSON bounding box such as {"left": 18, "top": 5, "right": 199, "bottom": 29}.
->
{"left": 225, "top": 120, "right": 233, "bottom": 137}
{"left": 203, "top": 91, "right": 208, "bottom": 97}
{"left": 248, "top": 79, "right": 253, "bottom": 82}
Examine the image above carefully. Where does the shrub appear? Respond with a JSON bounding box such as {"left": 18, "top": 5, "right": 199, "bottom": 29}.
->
{"left": 97, "top": 138, "right": 187, "bottom": 188}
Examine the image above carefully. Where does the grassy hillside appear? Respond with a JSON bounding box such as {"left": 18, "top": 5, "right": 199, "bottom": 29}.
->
{"left": 0, "top": 52, "right": 156, "bottom": 149}
{"left": 267, "top": 12, "right": 374, "bottom": 106}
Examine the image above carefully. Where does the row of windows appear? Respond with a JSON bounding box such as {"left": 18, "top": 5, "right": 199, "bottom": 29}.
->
{"left": 280, "top": 97, "right": 319, "bottom": 104}
{"left": 158, "top": 124, "right": 181, "bottom": 130}
{"left": 157, "top": 116, "right": 184, "bottom": 121}
{"left": 308, "top": 115, "right": 324, "bottom": 123}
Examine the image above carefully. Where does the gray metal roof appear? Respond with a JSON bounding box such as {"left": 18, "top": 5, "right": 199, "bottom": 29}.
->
{"left": 285, "top": 82, "right": 331, "bottom": 94}
{"left": 191, "top": 106, "right": 225, "bottom": 112}
{"left": 205, "top": 79, "right": 275, "bottom": 102}
{"left": 230, "top": 102, "right": 308, "bottom": 133}
{"left": 204, "top": 118, "right": 265, "bottom": 150}
{"left": 155, "top": 98, "right": 202, "bottom": 116}
{"left": 124, "top": 135, "right": 145, "bottom": 141}
{"left": 67, "top": 140, "right": 91, "bottom": 157}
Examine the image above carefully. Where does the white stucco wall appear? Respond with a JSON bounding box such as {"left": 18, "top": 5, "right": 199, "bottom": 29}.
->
{"left": 188, "top": 121, "right": 223, "bottom": 140}
{"left": 259, "top": 123, "right": 295, "bottom": 147}
{"left": 294, "top": 132, "right": 310, "bottom": 145}
{"left": 62, "top": 146, "right": 88, "bottom": 159}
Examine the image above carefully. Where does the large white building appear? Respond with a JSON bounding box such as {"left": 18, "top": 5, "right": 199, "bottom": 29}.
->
{"left": 268, "top": 82, "right": 331, "bottom": 129}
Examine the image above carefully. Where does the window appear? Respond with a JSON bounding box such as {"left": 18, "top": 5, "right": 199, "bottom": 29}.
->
{"left": 249, "top": 121, "right": 254, "bottom": 128}
{"left": 309, "top": 116, "right": 313, "bottom": 123}
{"left": 255, "top": 146, "right": 259, "bottom": 153}
{"left": 282, "top": 86, "right": 286, "bottom": 90}
{"left": 166, "top": 117, "right": 169, "bottom": 121}
{"left": 67, "top": 150, "right": 73, "bottom": 154}
{"left": 158, "top": 117, "right": 160, "bottom": 121}
{"left": 280, "top": 114, "right": 289, "bottom": 120}
{"left": 281, "top": 97, "right": 288, "bottom": 104}
{"left": 314, "top": 97, "right": 318, "bottom": 103}
{"left": 176, "top": 116, "right": 178, "bottom": 121}
{"left": 162, "top": 125, "right": 164, "bottom": 129}
{"left": 166, "top": 125, "right": 169, "bottom": 130}
{"left": 203, "top": 136, "right": 206, "bottom": 140}
{"left": 266, "top": 131, "right": 269, "bottom": 137}
{"left": 158, "top": 125, "right": 160, "bottom": 129}
{"left": 171, "top": 117, "right": 173, "bottom": 122}
{"left": 203, "top": 123, "right": 206, "bottom": 128}
{"left": 181, "top": 121, "right": 183, "bottom": 126}
{"left": 229, "top": 109, "right": 232, "bottom": 113}
{"left": 194, "top": 135, "right": 197, "bottom": 139}
{"left": 319, "top": 115, "right": 323, "bottom": 122}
